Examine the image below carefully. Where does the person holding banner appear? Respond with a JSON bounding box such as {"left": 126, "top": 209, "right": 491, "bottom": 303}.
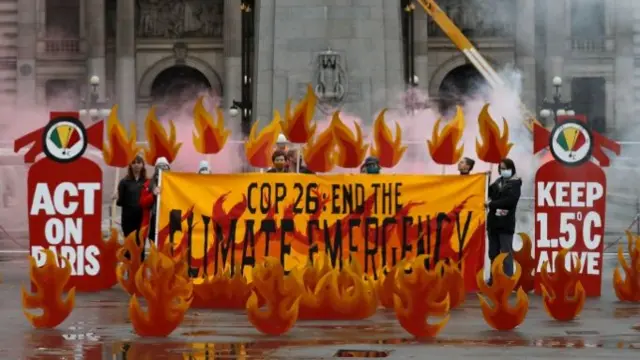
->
{"left": 266, "top": 150, "right": 289, "bottom": 173}
{"left": 458, "top": 157, "right": 475, "bottom": 175}
{"left": 362, "top": 156, "right": 381, "bottom": 174}
{"left": 115, "top": 155, "right": 147, "bottom": 237}
{"left": 486, "top": 158, "right": 522, "bottom": 284}
{"left": 286, "top": 149, "right": 313, "bottom": 174}
{"left": 140, "top": 157, "right": 171, "bottom": 242}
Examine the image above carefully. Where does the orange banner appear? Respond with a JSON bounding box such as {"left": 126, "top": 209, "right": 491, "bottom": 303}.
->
{"left": 158, "top": 173, "right": 487, "bottom": 290}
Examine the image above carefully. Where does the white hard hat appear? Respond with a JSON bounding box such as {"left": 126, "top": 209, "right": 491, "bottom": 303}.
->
{"left": 276, "top": 134, "right": 288, "bottom": 144}
{"left": 198, "top": 160, "right": 211, "bottom": 174}
{"left": 155, "top": 157, "right": 169, "bottom": 167}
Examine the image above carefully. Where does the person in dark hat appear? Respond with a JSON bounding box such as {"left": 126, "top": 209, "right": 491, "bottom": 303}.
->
{"left": 116, "top": 154, "right": 147, "bottom": 237}
{"left": 362, "top": 156, "right": 381, "bottom": 174}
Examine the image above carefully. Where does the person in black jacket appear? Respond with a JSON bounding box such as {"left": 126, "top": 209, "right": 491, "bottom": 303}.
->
{"left": 486, "top": 158, "right": 522, "bottom": 282}
{"left": 116, "top": 155, "right": 147, "bottom": 237}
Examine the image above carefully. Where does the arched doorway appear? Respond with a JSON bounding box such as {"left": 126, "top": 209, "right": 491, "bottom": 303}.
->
{"left": 437, "top": 63, "right": 486, "bottom": 114}
{"left": 150, "top": 65, "right": 212, "bottom": 107}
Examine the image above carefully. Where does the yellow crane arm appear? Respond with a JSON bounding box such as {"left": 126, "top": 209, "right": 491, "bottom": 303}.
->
{"left": 415, "top": 0, "right": 540, "bottom": 132}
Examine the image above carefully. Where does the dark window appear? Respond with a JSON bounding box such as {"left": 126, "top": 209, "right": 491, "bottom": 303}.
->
{"left": 571, "top": 77, "right": 606, "bottom": 133}
{"left": 570, "top": 0, "right": 605, "bottom": 38}
{"left": 46, "top": 0, "right": 81, "bottom": 38}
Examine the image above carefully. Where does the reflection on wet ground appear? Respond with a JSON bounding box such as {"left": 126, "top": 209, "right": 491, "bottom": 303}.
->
{"left": 1, "top": 259, "right": 639, "bottom": 359}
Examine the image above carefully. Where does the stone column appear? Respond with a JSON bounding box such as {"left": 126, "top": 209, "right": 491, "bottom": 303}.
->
{"left": 515, "top": 0, "right": 536, "bottom": 111}
{"left": 544, "top": 0, "right": 566, "bottom": 95}
{"left": 16, "top": 0, "right": 37, "bottom": 105}
{"left": 414, "top": 7, "right": 429, "bottom": 93}
{"left": 224, "top": 0, "right": 242, "bottom": 111}
{"left": 87, "top": 0, "right": 106, "bottom": 99}
{"left": 115, "top": 0, "right": 136, "bottom": 127}
{"left": 614, "top": 0, "right": 633, "bottom": 131}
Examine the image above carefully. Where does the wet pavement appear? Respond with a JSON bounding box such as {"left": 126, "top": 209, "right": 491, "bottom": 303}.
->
{"left": 1, "top": 255, "right": 639, "bottom": 359}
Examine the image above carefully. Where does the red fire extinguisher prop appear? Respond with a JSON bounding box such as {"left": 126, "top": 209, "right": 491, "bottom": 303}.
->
{"left": 14, "top": 112, "right": 113, "bottom": 292}
{"left": 533, "top": 115, "right": 620, "bottom": 296}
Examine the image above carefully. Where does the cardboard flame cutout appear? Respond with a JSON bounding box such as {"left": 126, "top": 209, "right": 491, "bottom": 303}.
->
{"left": 303, "top": 122, "right": 336, "bottom": 173}
{"left": 282, "top": 84, "right": 318, "bottom": 144}
{"left": 192, "top": 264, "right": 254, "bottom": 309}
{"left": 436, "top": 260, "right": 466, "bottom": 309}
{"left": 143, "top": 107, "right": 182, "bottom": 164}
{"left": 477, "top": 254, "right": 528, "bottom": 330}
{"left": 245, "top": 115, "right": 282, "bottom": 168}
{"left": 332, "top": 111, "right": 369, "bottom": 168}
{"left": 613, "top": 231, "right": 640, "bottom": 302}
{"left": 22, "top": 249, "right": 75, "bottom": 328}
{"left": 116, "top": 227, "right": 148, "bottom": 295}
{"left": 475, "top": 104, "right": 513, "bottom": 163}
{"left": 371, "top": 109, "right": 407, "bottom": 168}
{"left": 376, "top": 266, "right": 401, "bottom": 309}
{"left": 103, "top": 106, "right": 139, "bottom": 167}
{"left": 129, "top": 244, "right": 192, "bottom": 337}
{"left": 540, "top": 249, "right": 586, "bottom": 321}
{"left": 428, "top": 106, "right": 465, "bottom": 165}
{"left": 192, "top": 98, "right": 230, "bottom": 154}
{"left": 297, "top": 255, "right": 377, "bottom": 320}
{"left": 393, "top": 256, "right": 450, "bottom": 338}
{"left": 246, "top": 257, "right": 301, "bottom": 335}
{"left": 514, "top": 233, "right": 535, "bottom": 293}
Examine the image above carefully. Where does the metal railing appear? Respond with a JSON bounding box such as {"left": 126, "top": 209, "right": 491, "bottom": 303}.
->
{"left": 567, "top": 36, "right": 616, "bottom": 53}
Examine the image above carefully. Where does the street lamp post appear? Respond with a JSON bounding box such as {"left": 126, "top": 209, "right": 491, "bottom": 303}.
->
{"left": 539, "top": 76, "right": 575, "bottom": 126}
{"left": 231, "top": 1, "right": 255, "bottom": 137}
{"left": 78, "top": 75, "right": 111, "bottom": 121}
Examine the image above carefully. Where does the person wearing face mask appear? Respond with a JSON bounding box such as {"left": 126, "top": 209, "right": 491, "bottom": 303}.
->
{"left": 458, "top": 157, "right": 475, "bottom": 175}
{"left": 267, "top": 150, "right": 289, "bottom": 173}
{"left": 140, "top": 157, "right": 171, "bottom": 244}
{"left": 362, "top": 156, "right": 381, "bottom": 174}
{"left": 197, "top": 160, "right": 211, "bottom": 174}
{"left": 486, "top": 158, "right": 522, "bottom": 284}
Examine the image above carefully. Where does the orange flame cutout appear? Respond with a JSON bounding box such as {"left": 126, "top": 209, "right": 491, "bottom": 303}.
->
{"left": 613, "top": 231, "right": 640, "bottom": 302}
{"left": 540, "top": 248, "right": 586, "bottom": 321}
{"left": 102, "top": 105, "right": 139, "bottom": 167}
{"left": 436, "top": 261, "right": 466, "bottom": 310}
{"left": 477, "top": 253, "right": 528, "bottom": 330}
{"left": 245, "top": 115, "right": 282, "bottom": 168}
{"left": 22, "top": 249, "right": 75, "bottom": 328}
{"left": 282, "top": 84, "right": 317, "bottom": 144}
{"left": 143, "top": 107, "right": 182, "bottom": 164}
{"left": 246, "top": 257, "right": 301, "bottom": 335}
{"left": 129, "top": 244, "right": 193, "bottom": 337}
{"left": 376, "top": 266, "right": 400, "bottom": 309}
{"left": 303, "top": 122, "right": 336, "bottom": 173}
{"left": 192, "top": 264, "right": 253, "bottom": 309}
{"left": 514, "top": 233, "right": 535, "bottom": 293}
{"left": 101, "top": 228, "right": 123, "bottom": 289}
{"left": 393, "top": 256, "right": 450, "bottom": 338}
{"left": 427, "top": 106, "right": 465, "bottom": 165}
{"left": 116, "top": 227, "right": 147, "bottom": 296}
{"left": 370, "top": 109, "right": 407, "bottom": 168}
{"left": 332, "top": 111, "right": 369, "bottom": 168}
{"left": 298, "top": 255, "right": 377, "bottom": 320}
{"left": 475, "top": 104, "right": 513, "bottom": 163}
{"left": 192, "top": 97, "right": 230, "bottom": 154}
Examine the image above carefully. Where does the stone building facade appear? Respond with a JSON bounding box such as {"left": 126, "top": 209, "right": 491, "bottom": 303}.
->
{"left": 0, "top": 0, "right": 636, "bottom": 240}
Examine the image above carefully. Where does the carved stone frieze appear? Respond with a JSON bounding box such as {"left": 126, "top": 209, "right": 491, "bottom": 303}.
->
{"left": 428, "top": 0, "right": 515, "bottom": 37}
{"left": 136, "top": 0, "right": 223, "bottom": 38}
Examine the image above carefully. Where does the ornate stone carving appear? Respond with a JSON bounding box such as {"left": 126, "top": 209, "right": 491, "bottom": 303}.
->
{"left": 427, "top": 0, "right": 515, "bottom": 37}
{"left": 136, "top": 0, "right": 223, "bottom": 38}
{"left": 313, "top": 49, "right": 348, "bottom": 113}
{"left": 173, "top": 42, "right": 188, "bottom": 64}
